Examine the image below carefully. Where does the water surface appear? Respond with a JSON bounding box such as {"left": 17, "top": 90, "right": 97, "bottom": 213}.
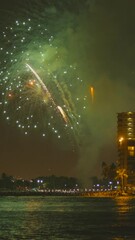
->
{"left": 0, "top": 196, "right": 135, "bottom": 239}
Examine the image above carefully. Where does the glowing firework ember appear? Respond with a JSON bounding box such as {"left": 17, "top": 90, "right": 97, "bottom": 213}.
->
{"left": 0, "top": 9, "right": 87, "bottom": 148}
{"left": 57, "top": 106, "right": 68, "bottom": 124}
{"left": 90, "top": 86, "right": 94, "bottom": 103}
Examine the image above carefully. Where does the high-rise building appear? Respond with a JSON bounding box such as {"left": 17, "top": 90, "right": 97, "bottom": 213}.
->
{"left": 117, "top": 112, "right": 135, "bottom": 187}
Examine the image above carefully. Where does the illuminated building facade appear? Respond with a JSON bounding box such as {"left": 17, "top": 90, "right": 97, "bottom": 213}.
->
{"left": 117, "top": 112, "right": 135, "bottom": 186}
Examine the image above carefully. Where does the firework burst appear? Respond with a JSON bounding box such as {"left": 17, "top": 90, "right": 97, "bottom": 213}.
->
{"left": 0, "top": 7, "right": 87, "bottom": 149}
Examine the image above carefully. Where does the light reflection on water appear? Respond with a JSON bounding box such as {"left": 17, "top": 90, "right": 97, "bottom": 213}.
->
{"left": 0, "top": 196, "right": 135, "bottom": 239}
{"left": 115, "top": 196, "right": 133, "bottom": 213}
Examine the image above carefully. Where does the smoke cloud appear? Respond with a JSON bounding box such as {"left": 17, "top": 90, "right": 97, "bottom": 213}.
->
{"left": 47, "top": 0, "right": 135, "bottom": 183}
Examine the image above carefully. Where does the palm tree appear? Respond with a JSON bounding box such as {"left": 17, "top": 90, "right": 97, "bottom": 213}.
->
{"left": 116, "top": 168, "right": 128, "bottom": 192}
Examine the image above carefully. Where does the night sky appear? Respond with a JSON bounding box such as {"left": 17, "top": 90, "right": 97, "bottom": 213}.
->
{"left": 0, "top": 0, "right": 135, "bottom": 184}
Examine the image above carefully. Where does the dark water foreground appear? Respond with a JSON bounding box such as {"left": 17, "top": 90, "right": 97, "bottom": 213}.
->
{"left": 0, "top": 196, "right": 135, "bottom": 240}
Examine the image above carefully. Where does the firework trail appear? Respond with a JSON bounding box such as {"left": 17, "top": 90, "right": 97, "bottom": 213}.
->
{"left": 26, "top": 63, "right": 69, "bottom": 124}
{"left": 26, "top": 63, "right": 55, "bottom": 105}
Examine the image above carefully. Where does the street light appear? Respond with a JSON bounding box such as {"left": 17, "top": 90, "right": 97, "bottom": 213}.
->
{"left": 119, "top": 137, "right": 124, "bottom": 144}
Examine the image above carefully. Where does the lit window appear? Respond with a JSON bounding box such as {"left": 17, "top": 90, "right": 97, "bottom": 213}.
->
{"left": 128, "top": 132, "right": 132, "bottom": 135}
{"left": 128, "top": 146, "right": 134, "bottom": 151}
{"left": 128, "top": 118, "right": 132, "bottom": 121}
{"left": 128, "top": 146, "right": 135, "bottom": 156}
{"left": 129, "top": 151, "right": 134, "bottom": 156}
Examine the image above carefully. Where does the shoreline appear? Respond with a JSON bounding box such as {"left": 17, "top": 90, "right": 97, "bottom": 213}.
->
{"left": 0, "top": 191, "right": 134, "bottom": 197}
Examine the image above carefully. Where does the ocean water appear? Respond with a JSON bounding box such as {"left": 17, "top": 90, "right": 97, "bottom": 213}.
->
{"left": 0, "top": 196, "right": 135, "bottom": 240}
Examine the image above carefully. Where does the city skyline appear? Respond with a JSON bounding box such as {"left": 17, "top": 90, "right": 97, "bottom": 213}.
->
{"left": 0, "top": 0, "right": 135, "bottom": 182}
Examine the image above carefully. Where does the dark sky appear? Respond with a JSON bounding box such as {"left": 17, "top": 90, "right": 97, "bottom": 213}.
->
{"left": 0, "top": 0, "right": 135, "bottom": 183}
